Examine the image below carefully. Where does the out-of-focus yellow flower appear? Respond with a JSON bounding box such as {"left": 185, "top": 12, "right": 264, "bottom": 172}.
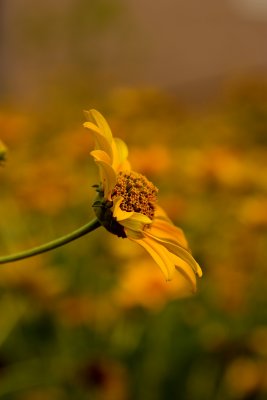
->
{"left": 113, "top": 258, "right": 198, "bottom": 310}
{"left": 129, "top": 145, "right": 171, "bottom": 177}
{"left": 0, "top": 258, "right": 66, "bottom": 303}
{"left": 248, "top": 326, "right": 267, "bottom": 357}
{"left": 16, "top": 160, "right": 75, "bottom": 214}
{"left": 224, "top": 357, "right": 264, "bottom": 398}
{"left": 239, "top": 196, "right": 267, "bottom": 228}
{"left": 0, "top": 140, "right": 7, "bottom": 165}
{"left": 84, "top": 110, "right": 202, "bottom": 291}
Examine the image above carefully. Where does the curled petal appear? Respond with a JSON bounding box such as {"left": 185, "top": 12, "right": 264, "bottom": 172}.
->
{"left": 84, "top": 122, "right": 113, "bottom": 160}
{"left": 113, "top": 197, "right": 134, "bottom": 221}
{"left": 83, "top": 120, "right": 101, "bottom": 134}
{"left": 123, "top": 228, "right": 144, "bottom": 240}
{"left": 112, "top": 198, "right": 152, "bottom": 239}
{"left": 90, "top": 149, "right": 111, "bottom": 165}
{"left": 84, "top": 109, "right": 113, "bottom": 143}
{"left": 131, "top": 237, "right": 175, "bottom": 281}
{"left": 120, "top": 213, "right": 152, "bottom": 232}
{"left": 84, "top": 110, "right": 131, "bottom": 175}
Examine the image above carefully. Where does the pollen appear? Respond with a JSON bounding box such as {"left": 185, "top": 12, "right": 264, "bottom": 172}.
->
{"left": 111, "top": 171, "right": 158, "bottom": 219}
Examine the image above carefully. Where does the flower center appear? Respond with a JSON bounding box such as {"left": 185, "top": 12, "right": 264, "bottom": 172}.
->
{"left": 111, "top": 171, "right": 158, "bottom": 219}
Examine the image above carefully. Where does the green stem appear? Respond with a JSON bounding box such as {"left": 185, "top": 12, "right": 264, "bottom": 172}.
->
{"left": 0, "top": 218, "right": 101, "bottom": 264}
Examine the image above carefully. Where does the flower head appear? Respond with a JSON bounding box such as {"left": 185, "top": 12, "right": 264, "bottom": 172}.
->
{"left": 84, "top": 110, "right": 202, "bottom": 291}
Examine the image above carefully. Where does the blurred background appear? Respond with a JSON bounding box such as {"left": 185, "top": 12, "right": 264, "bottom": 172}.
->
{"left": 0, "top": 0, "right": 267, "bottom": 399}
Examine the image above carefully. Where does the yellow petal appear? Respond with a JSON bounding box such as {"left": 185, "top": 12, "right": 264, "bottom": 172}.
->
{"left": 170, "top": 253, "right": 197, "bottom": 292}
{"left": 90, "top": 150, "right": 112, "bottom": 165}
{"left": 120, "top": 213, "right": 152, "bottom": 232}
{"left": 123, "top": 228, "right": 144, "bottom": 239}
{"left": 154, "top": 205, "right": 169, "bottom": 220}
{"left": 86, "top": 109, "right": 113, "bottom": 143}
{"left": 112, "top": 138, "right": 129, "bottom": 171}
{"left": 153, "top": 205, "right": 189, "bottom": 244}
{"left": 119, "top": 159, "right": 131, "bottom": 172}
{"left": 113, "top": 197, "right": 134, "bottom": 220}
{"left": 143, "top": 230, "right": 202, "bottom": 277}
{"left": 94, "top": 160, "right": 117, "bottom": 200}
{"left": 150, "top": 218, "right": 189, "bottom": 248}
{"left": 84, "top": 121, "right": 113, "bottom": 159}
{"left": 165, "top": 241, "right": 202, "bottom": 278}
{"left": 131, "top": 237, "right": 175, "bottom": 281}
{"left": 83, "top": 119, "right": 101, "bottom": 134}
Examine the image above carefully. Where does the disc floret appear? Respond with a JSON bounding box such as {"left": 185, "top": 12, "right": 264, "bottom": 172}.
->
{"left": 111, "top": 171, "right": 158, "bottom": 220}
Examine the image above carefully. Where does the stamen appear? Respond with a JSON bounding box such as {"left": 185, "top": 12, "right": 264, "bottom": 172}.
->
{"left": 111, "top": 171, "right": 158, "bottom": 219}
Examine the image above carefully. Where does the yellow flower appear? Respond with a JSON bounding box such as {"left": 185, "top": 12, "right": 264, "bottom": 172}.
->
{"left": 0, "top": 140, "right": 7, "bottom": 165}
{"left": 84, "top": 110, "right": 202, "bottom": 291}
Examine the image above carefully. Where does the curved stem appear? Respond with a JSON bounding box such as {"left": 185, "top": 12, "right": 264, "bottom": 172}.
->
{"left": 0, "top": 218, "right": 101, "bottom": 264}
